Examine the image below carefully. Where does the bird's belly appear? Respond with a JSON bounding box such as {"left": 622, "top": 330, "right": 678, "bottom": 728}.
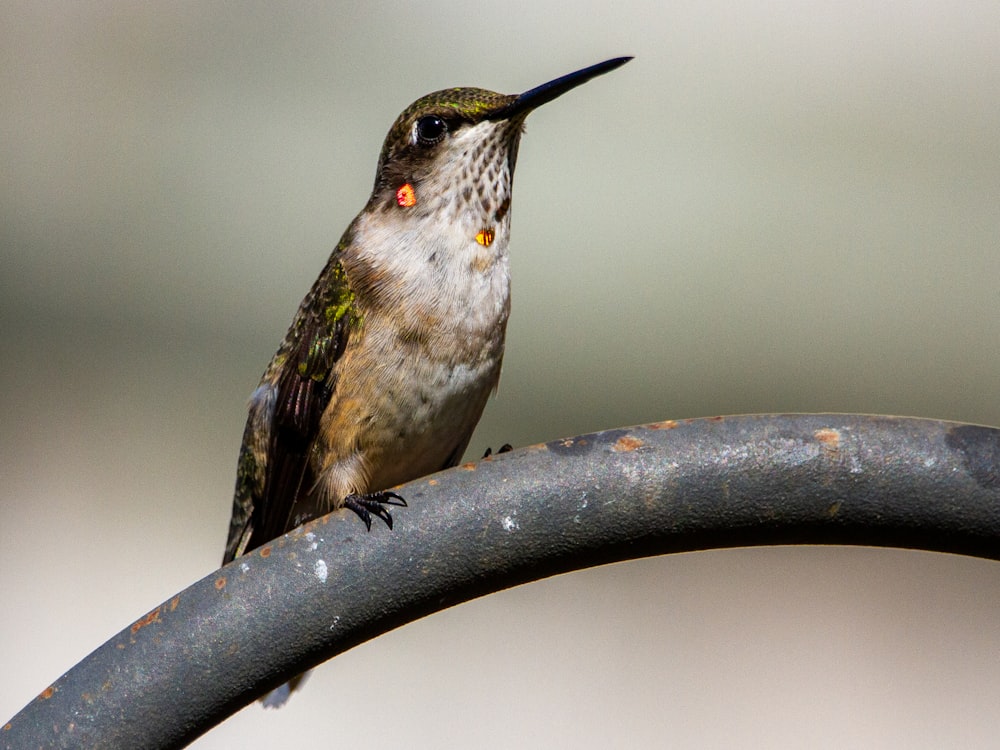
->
{"left": 366, "top": 354, "right": 497, "bottom": 488}
{"left": 315, "top": 319, "right": 504, "bottom": 502}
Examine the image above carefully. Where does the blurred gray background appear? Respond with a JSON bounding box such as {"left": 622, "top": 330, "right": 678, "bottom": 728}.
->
{"left": 2, "top": 2, "right": 999, "bottom": 748}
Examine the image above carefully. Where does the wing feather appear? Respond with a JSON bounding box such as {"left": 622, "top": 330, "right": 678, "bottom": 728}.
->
{"left": 223, "top": 256, "right": 356, "bottom": 563}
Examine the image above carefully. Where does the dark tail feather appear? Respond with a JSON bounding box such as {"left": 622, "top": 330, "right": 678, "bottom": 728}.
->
{"left": 260, "top": 670, "right": 311, "bottom": 709}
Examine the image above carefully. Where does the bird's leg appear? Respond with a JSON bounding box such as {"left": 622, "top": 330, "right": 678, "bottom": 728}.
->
{"left": 481, "top": 443, "right": 513, "bottom": 458}
{"left": 343, "top": 491, "right": 407, "bottom": 531}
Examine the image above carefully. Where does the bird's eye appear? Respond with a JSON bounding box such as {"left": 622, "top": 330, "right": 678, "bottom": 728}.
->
{"left": 415, "top": 115, "right": 448, "bottom": 145}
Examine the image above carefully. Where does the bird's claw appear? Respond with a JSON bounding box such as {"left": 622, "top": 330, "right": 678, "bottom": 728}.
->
{"left": 344, "top": 491, "right": 407, "bottom": 531}
{"left": 481, "top": 443, "right": 513, "bottom": 458}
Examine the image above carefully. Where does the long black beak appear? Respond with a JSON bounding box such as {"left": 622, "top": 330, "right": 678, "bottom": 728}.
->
{"left": 488, "top": 56, "right": 632, "bottom": 120}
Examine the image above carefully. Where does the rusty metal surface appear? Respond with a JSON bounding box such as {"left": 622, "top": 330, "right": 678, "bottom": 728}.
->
{"left": 4, "top": 414, "right": 999, "bottom": 749}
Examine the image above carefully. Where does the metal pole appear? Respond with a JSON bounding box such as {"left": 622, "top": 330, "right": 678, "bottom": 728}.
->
{"left": 4, "top": 414, "right": 999, "bottom": 749}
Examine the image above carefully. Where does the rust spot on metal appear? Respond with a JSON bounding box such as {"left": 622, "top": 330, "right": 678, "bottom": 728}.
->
{"left": 428, "top": 478, "right": 439, "bottom": 485}
{"left": 170, "top": 595, "right": 180, "bottom": 611}
{"left": 547, "top": 436, "right": 595, "bottom": 455}
{"left": 461, "top": 462, "right": 477, "bottom": 470}
{"left": 131, "top": 606, "right": 162, "bottom": 634}
{"left": 707, "top": 416, "right": 724, "bottom": 422}
{"left": 294, "top": 517, "right": 326, "bottom": 541}
{"left": 215, "top": 577, "right": 226, "bottom": 591}
{"left": 259, "top": 546, "right": 272, "bottom": 558}
{"left": 827, "top": 501, "right": 842, "bottom": 517}
{"left": 38, "top": 686, "right": 55, "bottom": 700}
{"left": 815, "top": 428, "right": 841, "bottom": 452}
{"left": 648, "top": 420, "right": 678, "bottom": 430}
{"left": 3, "top": 722, "right": 11, "bottom": 731}
{"left": 612, "top": 435, "right": 644, "bottom": 452}
{"left": 81, "top": 692, "right": 94, "bottom": 704}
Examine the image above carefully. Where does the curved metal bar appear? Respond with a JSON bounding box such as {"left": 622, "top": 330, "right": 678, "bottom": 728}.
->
{"left": 4, "top": 415, "right": 999, "bottom": 749}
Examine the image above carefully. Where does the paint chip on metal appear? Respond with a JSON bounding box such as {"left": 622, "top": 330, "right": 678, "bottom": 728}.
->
{"left": 314, "top": 559, "right": 328, "bottom": 584}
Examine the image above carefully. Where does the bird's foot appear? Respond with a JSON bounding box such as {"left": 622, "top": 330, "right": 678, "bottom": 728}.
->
{"left": 481, "top": 443, "right": 513, "bottom": 458}
{"left": 343, "top": 491, "right": 407, "bottom": 531}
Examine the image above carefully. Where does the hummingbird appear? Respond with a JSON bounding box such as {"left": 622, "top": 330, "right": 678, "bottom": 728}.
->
{"left": 223, "top": 57, "right": 631, "bottom": 705}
